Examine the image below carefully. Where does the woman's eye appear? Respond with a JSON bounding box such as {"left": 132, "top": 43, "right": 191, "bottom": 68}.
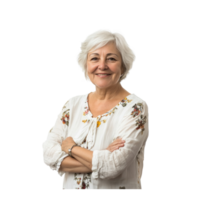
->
{"left": 91, "top": 57, "right": 98, "bottom": 61}
{"left": 108, "top": 57, "right": 116, "bottom": 61}
{"left": 91, "top": 58, "right": 115, "bottom": 60}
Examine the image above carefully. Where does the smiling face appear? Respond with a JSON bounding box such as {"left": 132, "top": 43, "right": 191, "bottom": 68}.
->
{"left": 86, "top": 42, "right": 124, "bottom": 89}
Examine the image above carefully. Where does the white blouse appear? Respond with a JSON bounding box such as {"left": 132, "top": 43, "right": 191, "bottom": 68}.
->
{"left": 42, "top": 92, "right": 149, "bottom": 189}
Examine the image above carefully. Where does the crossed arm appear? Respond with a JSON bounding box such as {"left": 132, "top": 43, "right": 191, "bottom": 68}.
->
{"left": 59, "top": 147, "right": 93, "bottom": 173}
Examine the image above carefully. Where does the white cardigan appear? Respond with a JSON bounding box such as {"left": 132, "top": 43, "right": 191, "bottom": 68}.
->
{"left": 42, "top": 93, "right": 149, "bottom": 189}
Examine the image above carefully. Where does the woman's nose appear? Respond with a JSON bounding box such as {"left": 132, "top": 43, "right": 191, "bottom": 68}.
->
{"left": 98, "top": 59, "right": 108, "bottom": 69}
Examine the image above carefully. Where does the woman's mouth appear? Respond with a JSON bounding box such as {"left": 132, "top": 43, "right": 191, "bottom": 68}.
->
{"left": 96, "top": 74, "right": 111, "bottom": 78}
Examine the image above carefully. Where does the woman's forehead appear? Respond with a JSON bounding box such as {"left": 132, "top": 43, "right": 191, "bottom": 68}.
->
{"left": 88, "top": 42, "right": 120, "bottom": 55}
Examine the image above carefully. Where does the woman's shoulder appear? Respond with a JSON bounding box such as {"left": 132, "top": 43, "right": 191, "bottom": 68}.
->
{"left": 61, "top": 94, "right": 87, "bottom": 110}
{"left": 124, "top": 93, "right": 148, "bottom": 115}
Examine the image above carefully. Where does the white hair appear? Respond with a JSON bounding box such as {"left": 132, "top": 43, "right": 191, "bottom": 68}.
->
{"left": 78, "top": 30, "right": 135, "bottom": 82}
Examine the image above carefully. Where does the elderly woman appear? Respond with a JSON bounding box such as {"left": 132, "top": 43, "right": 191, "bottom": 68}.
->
{"left": 42, "top": 30, "right": 149, "bottom": 189}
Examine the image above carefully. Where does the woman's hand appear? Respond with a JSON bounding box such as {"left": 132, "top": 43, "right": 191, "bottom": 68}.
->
{"left": 106, "top": 138, "right": 125, "bottom": 152}
{"left": 61, "top": 137, "right": 76, "bottom": 153}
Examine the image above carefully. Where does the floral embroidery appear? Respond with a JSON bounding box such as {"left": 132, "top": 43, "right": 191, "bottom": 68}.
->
{"left": 130, "top": 103, "right": 147, "bottom": 134}
{"left": 74, "top": 173, "right": 82, "bottom": 189}
{"left": 97, "top": 118, "right": 107, "bottom": 128}
{"left": 118, "top": 97, "right": 132, "bottom": 107}
{"left": 131, "top": 103, "right": 143, "bottom": 117}
{"left": 83, "top": 106, "right": 89, "bottom": 116}
{"left": 82, "top": 119, "right": 91, "bottom": 124}
{"left": 60, "top": 100, "right": 69, "bottom": 110}
{"left": 82, "top": 173, "right": 91, "bottom": 189}
{"left": 82, "top": 96, "right": 92, "bottom": 123}
{"left": 119, "top": 186, "right": 125, "bottom": 189}
{"left": 61, "top": 109, "right": 70, "bottom": 126}
{"left": 136, "top": 115, "right": 147, "bottom": 133}
{"left": 97, "top": 120, "right": 101, "bottom": 128}
{"left": 82, "top": 111, "right": 111, "bottom": 128}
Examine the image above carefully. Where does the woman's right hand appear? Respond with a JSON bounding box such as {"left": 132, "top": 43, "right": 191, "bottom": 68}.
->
{"left": 106, "top": 137, "right": 125, "bottom": 152}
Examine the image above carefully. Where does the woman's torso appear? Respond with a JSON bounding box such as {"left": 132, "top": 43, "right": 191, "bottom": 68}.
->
{"left": 62, "top": 93, "right": 147, "bottom": 189}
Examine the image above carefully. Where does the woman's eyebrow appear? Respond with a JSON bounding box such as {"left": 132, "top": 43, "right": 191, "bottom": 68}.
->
{"left": 89, "top": 53, "right": 119, "bottom": 57}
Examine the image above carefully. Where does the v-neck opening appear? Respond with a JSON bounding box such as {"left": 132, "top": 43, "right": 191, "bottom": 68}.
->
{"left": 85, "top": 92, "right": 133, "bottom": 119}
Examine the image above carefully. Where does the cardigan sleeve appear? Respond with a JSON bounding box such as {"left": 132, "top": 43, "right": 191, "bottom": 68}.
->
{"left": 42, "top": 100, "right": 70, "bottom": 176}
{"left": 91, "top": 101, "right": 149, "bottom": 179}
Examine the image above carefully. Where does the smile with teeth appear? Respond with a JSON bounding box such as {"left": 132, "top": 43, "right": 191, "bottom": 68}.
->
{"left": 96, "top": 73, "right": 111, "bottom": 77}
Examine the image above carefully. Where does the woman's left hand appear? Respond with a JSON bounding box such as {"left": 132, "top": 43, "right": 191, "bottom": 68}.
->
{"left": 61, "top": 137, "right": 76, "bottom": 153}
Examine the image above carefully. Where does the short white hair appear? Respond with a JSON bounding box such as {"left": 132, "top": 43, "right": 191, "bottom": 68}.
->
{"left": 78, "top": 30, "right": 135, "bottom": 82}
